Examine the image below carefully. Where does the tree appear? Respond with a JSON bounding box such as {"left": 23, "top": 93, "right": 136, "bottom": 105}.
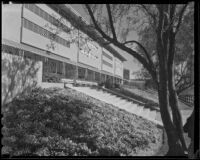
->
{"left": 46, "top": 3, "right": 194, "bottom": 155}
{"left": 136, "top": 4, "right": 194, "bottom": 95}
{"left": 81, "top": 4, "right": 194, "bottom": 155}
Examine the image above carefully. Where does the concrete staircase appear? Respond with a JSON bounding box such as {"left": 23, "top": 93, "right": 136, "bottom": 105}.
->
{"left": 65, "top": 84, "right": 163, "bottom": 127}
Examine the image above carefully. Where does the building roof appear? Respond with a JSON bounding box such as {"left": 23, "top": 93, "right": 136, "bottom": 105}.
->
{"left": 47, "top": 4, "right": 126, "bottom": 62}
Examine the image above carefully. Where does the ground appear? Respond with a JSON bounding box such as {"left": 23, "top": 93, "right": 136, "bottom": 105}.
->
{"left": 2, "top": 87, "right": 163, "bottom": 156}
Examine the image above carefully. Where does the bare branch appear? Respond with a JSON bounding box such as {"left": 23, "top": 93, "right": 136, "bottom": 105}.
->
{"left": 140, "top": 4, "right": 157, "bottom": 27}
{"left": 106, "top": 4, "right": 117, "bottom": 40}
{"left": 123, "top": 40, "right": 156, "bottom": 71}
{"left": 175, "top": 4, "right": 188, "bottom": 34}
{"left": 85, "top": 4, "right": 158, "bottom": 86}
{"left": 85, "top": 4, "right": 113, "bottom": 42}
{"left": 102, "top": 41, "right": 112, "bottom": 45}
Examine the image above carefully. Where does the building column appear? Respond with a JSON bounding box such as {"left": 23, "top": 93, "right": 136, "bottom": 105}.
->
{"left": 63, "top": 62, "right": 65, "bottom": 78}
{"left": 93, "top": 71, "right": 95, "bottom": 82}
{"left": 85, "top": 68, "right": 88, "bottom": 80}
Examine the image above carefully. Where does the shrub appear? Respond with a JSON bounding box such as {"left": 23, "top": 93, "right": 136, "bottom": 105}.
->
{"left": 98, "top": 82, "right": 105, "bottom": 87}
{"left": 2, "top": 87, "right": 162, "bottom": 156}
{"left": 2, "top": 87, "right": 93, "bottom": 156}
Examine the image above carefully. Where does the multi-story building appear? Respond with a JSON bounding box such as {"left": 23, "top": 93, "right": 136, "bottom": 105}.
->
{"left": 2, "top": 4, "right": 126, "bottom": 88}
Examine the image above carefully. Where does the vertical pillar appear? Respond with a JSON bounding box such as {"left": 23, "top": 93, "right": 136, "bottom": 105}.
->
{"left": 93, "top": 71, "right": 95, "bottom": 82}
{"left": 85, "top": 68, "right": 88, "bottom": 81}
{"left": 63, "top": 62, "right": 65, "bottom": 78}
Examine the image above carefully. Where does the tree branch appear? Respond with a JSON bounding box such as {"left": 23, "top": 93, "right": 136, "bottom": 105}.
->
{"left": 175, "top": 74, "right": 185, "bottom": 87}
{"left": 140, "top": 4, "right": 157, "bottom": 28}
{"left": 85, "top": 4, "right": 113, "bottom": 43}
{"left": 106, "top": 4, "right": 117, "bottom": 40}
{"left": 85, "top": 4, "right": 158, "bottom": 86}
{"left": 175, "top": 4, "right": 188, "bottom": 35}
{"left": 123, "top": 40, "right": 156, "bottom": 74}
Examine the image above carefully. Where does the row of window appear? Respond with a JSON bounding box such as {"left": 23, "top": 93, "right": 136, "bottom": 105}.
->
{"left": 24, "top": 4, "right": 70, "bottom": 33}
{"left": 102, "top": 59, "right": 113, "bottom": 68}
{"left": 102, "top": 51, "right": 113, "bottom": 61}
{"left": 2, "top": 44, "right": 122, "bottom": 83}
{"left": 23, "top": 18, "right": 70, "bottom": 48}
{"left": 78, "top": 67, "right": 86, "bottom": 79}
{"left": 2, "top": 44, "right": 41, "bottom": 61}
{"left": 86, "top": 69, "right": 94, "bottom": 81}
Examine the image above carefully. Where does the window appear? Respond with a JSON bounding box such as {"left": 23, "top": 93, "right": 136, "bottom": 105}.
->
{"left": 35, "top": 5, "right": 39, "bottom": 15}
{"left": 95, "top": 72, "right": 100, "bottom": 82}
{"left": 65, "top": 63, "right": 76, "bottom": 79}
{"left": 57, "top": 61, "right": 63, "bottom": 74}
{"left": 23, "top": 18, "right": 28, "bottom": 28}
{"left": 29, "top": 4, "right": 34, "bottom": 12}
{"left": 86, "top": 69, "right": 94, "bottom": 81}
{"left": 101, "top": 74, "right": 106, "bottom": 82}
{"left": 78, "top": 67, "right": 86, "bottom": 79}
{"left": 44, "top": 12, "right": 48, "bottom": 21}
{"left": 103, "top": 51, "right": 113, "bottom": 60}
{"left": 40, "top": 9, "right": 45, "bottom": 19}
{"left": 102, "top": 60, "right": 113, "bottom": 68}
{"left": 48, "top": 59, "right": 56, "bottom": 73}
{"left": 23, "top": 18, "right": 70, "bottom": 48}
{"left": 24, "top": 4, "right": 71, "bottom": 35}
{"left": 43, "top": 57, "right": 49, "bottom": 73}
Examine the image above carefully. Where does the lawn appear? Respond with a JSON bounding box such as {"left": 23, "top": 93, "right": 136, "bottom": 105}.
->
{"left": 2, "top": 87, "right": 163, "bottom": 156}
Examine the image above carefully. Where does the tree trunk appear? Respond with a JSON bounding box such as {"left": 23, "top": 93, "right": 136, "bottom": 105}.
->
{"left": 157, "top": 25, "right": 185, "bottom": 155}
{"left": 158, "top": 64, "right": 184, "bottom": 156}
{"left": 167, "top": 27, "right": 188, "bottom": 154}
{"left": 168, "top": 59, "right": 188, "bottom": 154}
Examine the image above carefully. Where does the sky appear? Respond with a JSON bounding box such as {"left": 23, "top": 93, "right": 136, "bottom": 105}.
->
{"left": 70, "top": 4, "right": 142, "bottom": 79}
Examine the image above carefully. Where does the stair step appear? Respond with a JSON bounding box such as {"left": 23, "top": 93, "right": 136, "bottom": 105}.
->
{"left": 65, "top": 85, "right": 164, "bottom": 126}
{"left": 136, "top": 105, "right": 144, "bottom": 116}
{"left": 127, "top": 103, "right": 139, "bottom": 114}
{"left": 142, "top": 108, "right": 151, "bottom": 118}
{"left": 155, "top": 111, "right": 162, "bottom": 122}
{"left": 149, "top": 110, "right": 157, "bottom": 120}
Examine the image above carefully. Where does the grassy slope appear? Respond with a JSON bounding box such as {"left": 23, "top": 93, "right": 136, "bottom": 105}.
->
{"left": 2, "top": 87, "right": 163, "bottom": 156}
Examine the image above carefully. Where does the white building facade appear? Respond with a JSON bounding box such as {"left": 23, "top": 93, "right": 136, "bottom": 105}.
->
{"left": 2, "top": 4, "right": 126, "bottom": 85}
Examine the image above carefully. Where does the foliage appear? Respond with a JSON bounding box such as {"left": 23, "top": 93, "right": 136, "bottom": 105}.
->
{"left": 136, "top": 3, "right": 194, "bottom": 94}
{"left": 43, "top": 73, "right": 61, "bottom": 83}
{"left": 82, "top": 4, "right": 194, "bottom": 155}
{"left": 2, "top": 87, "right": 162, "bottom": 156}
